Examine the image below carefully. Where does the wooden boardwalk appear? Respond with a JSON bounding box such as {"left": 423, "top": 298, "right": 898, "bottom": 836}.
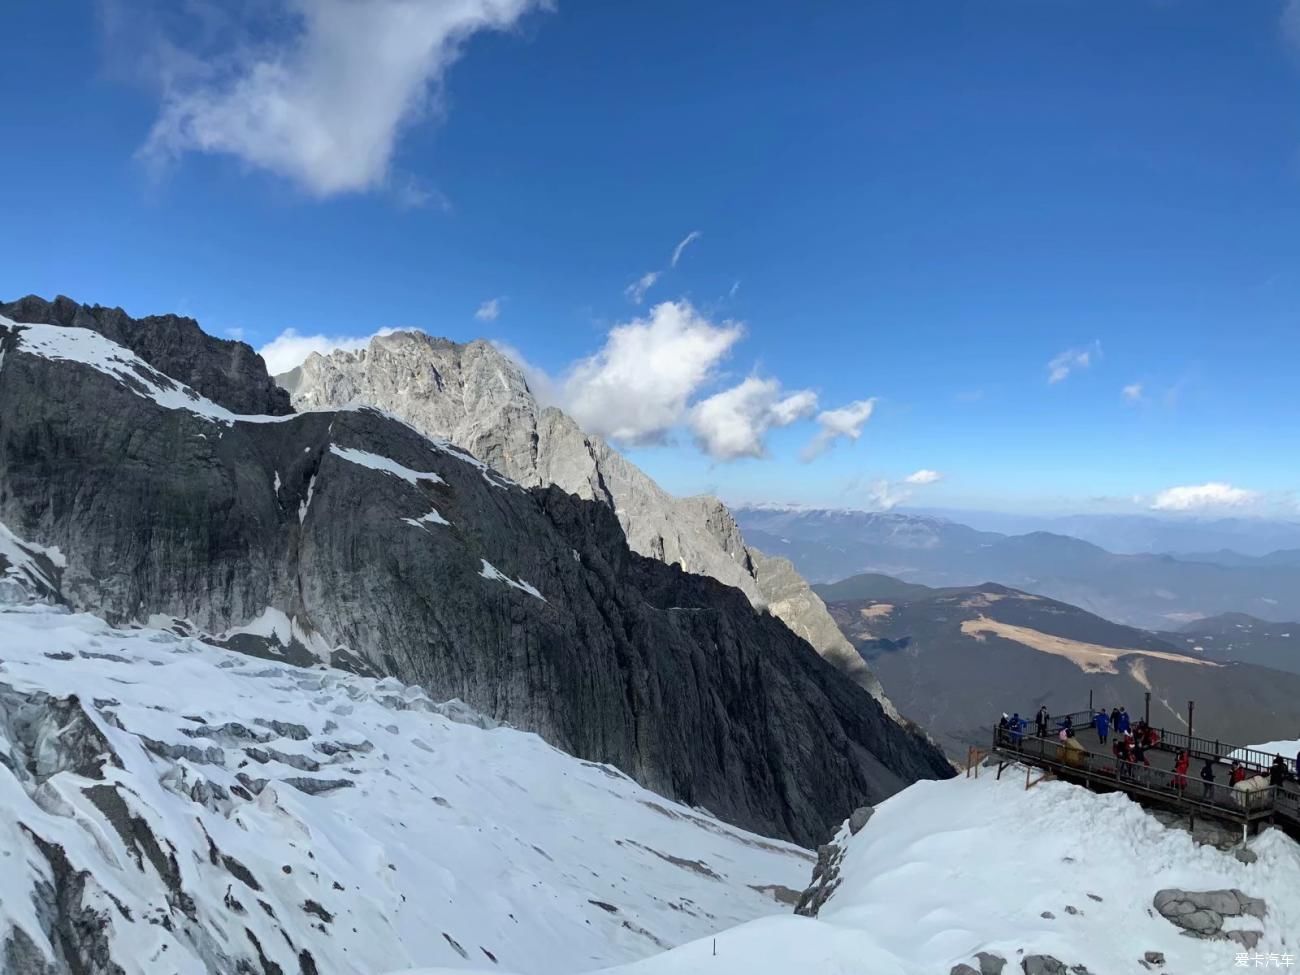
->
{"left": 985, "top": 709, "right": 1300, "bottom": 836}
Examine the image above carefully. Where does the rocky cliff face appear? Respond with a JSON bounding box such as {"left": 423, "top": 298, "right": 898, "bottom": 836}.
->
{"left": 0, "top": 312, "right": 950, "bottom": 846}
{"left": 280, "top": 332, "right": 887, "bottom": 705}
{"left": 1, "top": 294, "right": 291, "bottom": 416}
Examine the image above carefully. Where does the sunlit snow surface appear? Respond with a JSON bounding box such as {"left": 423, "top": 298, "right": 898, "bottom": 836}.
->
{"left": 401, "top": 776, "right": 1300, "bottom": 975}
{"left": 0, "top": 603, "right": 810, "bottom": 974}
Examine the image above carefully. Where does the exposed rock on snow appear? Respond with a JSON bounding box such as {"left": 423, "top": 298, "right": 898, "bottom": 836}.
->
{"left": 0, "top": 605, "right": 815, "bottom": 975}
{"left": 0, "top": 313, "right": 951, "bottom": 847}
{"left": 848, "top": 805, "right": 874, "bottom": 835}
{"left": 280, "top": 331, "right": 888, "bottom": 705}
{"left": 1020, "top": 957, "right": 1067, "bottom": 975}
{"left": 1151, "top": 887, "right": 1266, "bottom": 942}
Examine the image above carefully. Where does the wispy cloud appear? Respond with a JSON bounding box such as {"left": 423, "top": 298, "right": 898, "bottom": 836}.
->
{"left": 1121, "top": 382, "right": 1144, "bottom": 404}
{"left": 624, "top": 271, "right": 661, "bottom": 305}
{"left": 1150, "top": 482, "right": 1259, "bottom": 512}
{"left": 670, "top": 230, "right": 702, "bottom": 268}
{"left": 1046, "top": 342, "right": 1101, "bottom": 384}
{"left": 903, "top": 469, "right": 942, "bottom": 485}
{"left": 475, "top": 297, "right": 503, "bottom": 323}
{"left": 134, "top": 0, "right": 550, "bottom": 197}
{"left": 801, "top": 399, "right": 876, "bottom": 461}
{"left": 1283, "top": 0, "right": 1300, "bottom": 51}
{"left": 626, "top": 230, "right": 703, "bottom": 304}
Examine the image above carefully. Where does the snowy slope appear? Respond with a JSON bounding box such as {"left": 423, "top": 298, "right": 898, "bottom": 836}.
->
{"left": 0, "top": 601, "right": 812, "bottom": 974}
{"left": 395, "top": 773, "right": 1300, "bottom": 975}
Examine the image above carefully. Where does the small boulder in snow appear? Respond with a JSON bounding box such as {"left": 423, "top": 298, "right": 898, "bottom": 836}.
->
{"left": 950, "top": 965, "right": 980, "bottom": 975}
{"left": 1021, "top": 955, "right": 1067, "bottom": 975}
{"left": 975, "top": 951, "right": 1007, "bottom": 975}
{"left": 1143, "top": 951, "right": 1165, "bottom": 966}
{"left": 848, "top": 806, "right": 874, "bottom": 835}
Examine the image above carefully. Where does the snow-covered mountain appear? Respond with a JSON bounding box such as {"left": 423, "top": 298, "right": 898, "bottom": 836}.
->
{"left": 0, "top": 599, "right": 814, "bottom": 975}
{"left": 0, "top": 299, "right": 951, "bottom": 851}
{"left": 278, "top": 333, "right": 884, "bottom": 705}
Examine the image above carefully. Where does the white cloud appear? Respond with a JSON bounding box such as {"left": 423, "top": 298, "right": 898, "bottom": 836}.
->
{"left": 258, "top": 327, "right": 396, "bottom": 375}
{"left": 1150, "top": 482, "right": 1260, "bottom": 512}
{"left": 1047, "top": 342, "right": 1101, "bottom": 384}
{"left": 624, "top": 271, "right": 661, "bottom": 305}
{"left": 904, "top": 469, "right": 942, "bottom": 485}
{"left": 1122, "top": 382, "right": 1144, "bottom": 403}
{"left": 140, "top": 0, "right": 548, "bottom": 197}
{"left": 801, "top": 399, "right": 876, "bottom": 461}
{"left": 670, "top": 230, "right": 701, "bottom": 268}
{"left": 689, "top": 378, "right": 817, "bottom": 460}
{"left": 475, "top": 297, "right": 502, "bottom": 322}
{"left": 561, "top": 301, "right": 743, "bottom": 444}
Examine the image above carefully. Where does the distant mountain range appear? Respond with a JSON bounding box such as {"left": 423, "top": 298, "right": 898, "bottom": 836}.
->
{"left": 903, "top": 509, "right": 1300, "bottom": 558}
{"left": 816, "top": 573, "right": 1300, "bottom": 759}
{"left": 1157, "top": 612, "right": 1300, "bottom": 676}
{"left": 735, "top": 506, "right": 1300, "bottom": 629}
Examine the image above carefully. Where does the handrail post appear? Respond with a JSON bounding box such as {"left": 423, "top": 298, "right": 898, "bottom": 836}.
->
{"left": 1188, "top": 700, "right": 1194, "bottom": 739}
{"left": 1144, "top": 691, "right": 1151, "bottom": 726}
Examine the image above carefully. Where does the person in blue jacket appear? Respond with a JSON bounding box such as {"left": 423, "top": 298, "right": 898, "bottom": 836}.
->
{"left": 1095, "top": 708, "right": 1110, "bottom": 745}
{"left": 1116, "top": 707, "right": 1131, "bottom": 735}
{"left": 1009, "top": 712, "right": 1025, "bottom": 748}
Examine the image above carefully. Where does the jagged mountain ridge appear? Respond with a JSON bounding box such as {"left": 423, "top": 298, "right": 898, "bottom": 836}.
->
{"left": 0, "top": 305, "right": 951, "bottom": 847}
{"left": 1, "top": 294, "right": 291, "bottom": 417}
{"left": 278, "top": 331, "right": 885, "bottom": 704}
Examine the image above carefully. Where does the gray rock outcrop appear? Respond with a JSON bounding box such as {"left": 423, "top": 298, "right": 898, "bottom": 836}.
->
{"left": 1152, "top": 887, "right": 1266, "bottom": 941}
{"left": 0, "top": 311, "right": 952, "bottom": 847}
{"left": 1021, "top": 957, "right": 1067, "bottom": 975}
{"left": 279, "top": 331, "right": 889, "bottom": 705}
{"left": 793, "top": 835, "right": 848, "bottom": 917}
{"left": 848, "top": 806, "right": 874, "bottom": 835}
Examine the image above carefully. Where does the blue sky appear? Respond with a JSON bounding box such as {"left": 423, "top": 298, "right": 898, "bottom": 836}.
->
{"left": 2, "top": 1, "right": 1299, "bottom": 516}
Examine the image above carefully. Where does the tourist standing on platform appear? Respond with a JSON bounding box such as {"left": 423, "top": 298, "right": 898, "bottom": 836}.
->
{"left": 1200, "top": 759, "right": 1215, "bottom": 800}
{"left": 1230, "top": 761, "right": 1247, "bottom": 786}
{"left": 1270, "top": 755, "right": 1288, "bottom": 788}
{"left": 1116, "top": 707, "right": 1131, "bottom": 735}
{"left": 1036, "top": 705, "right": 1049, "bottom": 739}
{"left": 1172, "top": 750, "right": 1190, "bottom": 792}
{"left": 1009, "top": 713, "right": 1025, "bottom": 748}
{"left": 1095, "top": 708, "right": 1110, "bottom": 745}
{"left": 1110, "top": 706, "right": 1121, "bottom": 735}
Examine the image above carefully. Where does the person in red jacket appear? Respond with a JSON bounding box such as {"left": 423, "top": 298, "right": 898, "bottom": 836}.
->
{"left": 1172, "top": 750, "right": 1190, "bottom": 792}
{"left": 1229, "top": 761, "right": 1247, "bottom": 786}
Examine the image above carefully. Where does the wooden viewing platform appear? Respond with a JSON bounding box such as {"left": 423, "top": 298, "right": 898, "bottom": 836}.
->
{"left": 984, "top": 708, "right": 1300, "bottom": 837}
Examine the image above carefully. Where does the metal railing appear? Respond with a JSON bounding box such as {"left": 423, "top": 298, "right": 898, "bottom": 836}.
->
{"left": 993, "top": 727, "right": 1279, "bottom": 820}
